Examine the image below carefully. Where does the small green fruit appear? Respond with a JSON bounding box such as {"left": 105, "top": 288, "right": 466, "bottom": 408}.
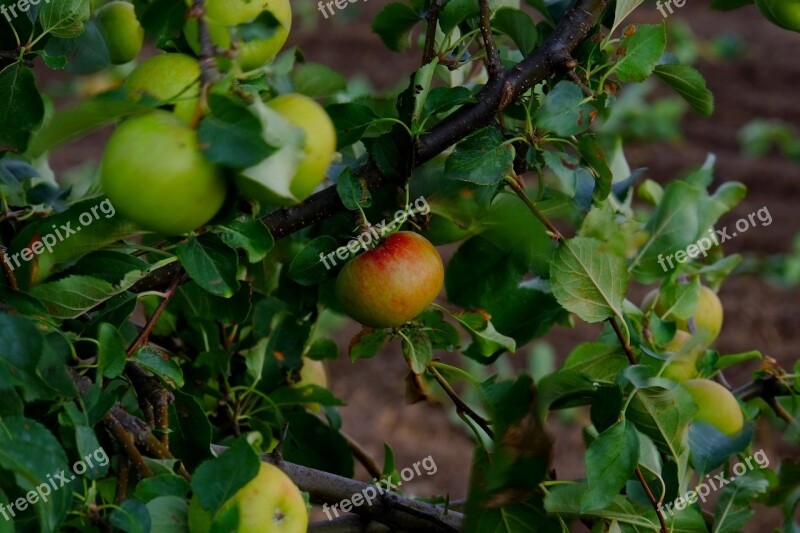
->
{"left": 101, "top": 111, "right": 226, "bottom": 235}
{"left": 95, "top": 1, "right": 144, "bottom": 64}
{"left": 661, "top": 331, "right": 704, "bottom": 382}
{"left": 335, "top": 232, "right": 444, "bottom": 328}
{"left": 682, "top": 379, "right": 744, "bottom": 436}
{"left": 124, "top": 54, "right": 201, "bottom": 122}
{"left": 756, "top": 0, "right": 800, "bottom": 32}
{"left": 676, "top": 286, "right": 723, "bottom": 342}
{"left": 293, "top": 358, "right": 328, "bottom": 412}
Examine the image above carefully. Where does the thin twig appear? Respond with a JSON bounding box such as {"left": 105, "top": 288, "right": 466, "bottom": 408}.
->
{"left": 127, "top": 271, "right": 184, "bottom": 356}
{"left": 104, "top": 413, "right": 154, "bottom": 479}
{"left": 189, "top": 0, "right": 220, "bottom": 85}
{"left": 504, "top": 176, "right": 563, "bottom": 241}
{"left": 608, "top": 316, "right": 637, "bottom": 365}
{"left": 341, "top": 431, "right": 383, "bottom": 480}
{"left": 428, "top": 365, "right": 495, "bottom": 440}
{"left": 422, "top": 0, "right": 444, "bottom": 66}
{"left": 635, "top": 466, "right": 668, "bottom": 533}
{"left": 478, "top": 0, "right": 502, "bottom": 79}
{"left": 115, "top": 455, "right": 130, "bottom": 504}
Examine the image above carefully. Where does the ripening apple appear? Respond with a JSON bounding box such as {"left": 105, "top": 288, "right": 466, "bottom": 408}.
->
{"left": 184, "top": 0, "right": 292, "bottom": 72}
{"left": 292, "top": 358, "right": 327, "bottom": 412}
{"left": 682, "top": 379, "right": 744, "bottom": 436}
{"left": 661, "top": 330, "right": 704, "bottom": 382}
{"left": 100, "top": 111, "right": 226, "bottom": 235}
{"left": 756, "top": 0, "right": 800, "bottom": 31}
{"left": 124, "top": 54, "right": 201, "bottom": 122}
{"left": 95, "top": 1, "right": 144, "bottom": 64}
{"left": 335, "top": 232, "right": 444, "bottom": 328}
{"left": 675, "top": 286, "right": 723, "bottom": 341}
{"left": 188, "top": 462, "right": 308, "bottom": 533}
{"left": 235, "top": 94, "right": 336, "bottom": 204}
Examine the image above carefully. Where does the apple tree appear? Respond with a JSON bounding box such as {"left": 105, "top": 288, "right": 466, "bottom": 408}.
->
{"left": 0, "top": 0, "right": 799, "bottom": 531}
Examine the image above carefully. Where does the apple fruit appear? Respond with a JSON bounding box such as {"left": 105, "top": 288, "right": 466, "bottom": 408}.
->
{"left": 675, "top": 286, "right": 723, "bottom": 342}
{"left": 335, "top": 232, "right": 444, "bottom": 328}
{"left": 661, "top": 330, "right": 704, "bottom": 382}
{"left": 101, "top": 110, "right": 226, "bottom": 235}
{"left": 236, "top": 93, "right": 336, "bottom": 204}
{"left": 124, "top": 54, "right": 201, "bottom": 122}
{"left": 682, "top": 379, "right": 744, "bottom": 436}
{"left": 292, "top": 358, "right": 328, "bottom": 412}
{"left": 756, "top": 0, "right": 800, "bottom": 32}
{"left": 184, "top": 0, "right": 291, "bottom": 72}
{"left": 95, "top": 1, "right": 144, "bottom": 64}
{"left": 188, "top": 462, "right": 308, "bottom": 533}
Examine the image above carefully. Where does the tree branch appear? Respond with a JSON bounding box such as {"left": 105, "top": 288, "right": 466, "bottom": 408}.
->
{"left": 478, "top": 0, "right": 502, "bottom": 79}
{"left": 211, "top": 445, "right": 462, "bottom": 532}
{"left": 428, "top": 365, "right": 494, "bottom": 440}
{"left": 130, "top": 0, "right": 610, "bottom": 292}
{"left": 422, "top": 0, "right": 444, "bottom": 66}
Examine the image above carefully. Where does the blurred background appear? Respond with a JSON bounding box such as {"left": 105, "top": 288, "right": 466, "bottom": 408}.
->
{"left": 40, "top": 0, "right": 800, "bottom": 528}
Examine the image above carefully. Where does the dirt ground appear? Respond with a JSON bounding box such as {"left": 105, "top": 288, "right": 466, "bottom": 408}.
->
{"left": 39, "top": 0, "right": 800, "bottom": 529}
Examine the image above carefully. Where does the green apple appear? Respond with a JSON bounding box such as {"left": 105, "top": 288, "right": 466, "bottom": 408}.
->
{"left": 335, "top": 232, "right": 444, "bottom": 328}
{"left": 682, "top": 379, "right": 744, "bottom": 436}
{"left": 188, "top": 462, "right": 307, "bottom": 533}
{"left": 101, "top": 111, "right": 226, "bottom": 235}
{"left": 756, "top": 0, "right": 800, "bottom": 32}
{"left": 661, "top": 330, "right": 704, "bottom": 382}
{"left": 95, "top": 1, "right": 144, "bottom": 64}
{"left": 235, "top": 93, "right": 336, "bottom": 204}
{"left": 292, "top": 358, "right": 328, "bottom": 412}
{"left": 124, "top": 54, "right": 201, "bottom": 122}
{"left": 675, "top": 286, "right": 723, "bottom": 342}
{"left": 184, "top": 0, "right": 291, "bottom": 72}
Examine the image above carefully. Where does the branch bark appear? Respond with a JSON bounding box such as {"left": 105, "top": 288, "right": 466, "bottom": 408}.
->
{"left": 211, "top": 444, "right": 463, "bottom": 532}
{"left": 130, "top": 0, "right": 610, "bottom": 295}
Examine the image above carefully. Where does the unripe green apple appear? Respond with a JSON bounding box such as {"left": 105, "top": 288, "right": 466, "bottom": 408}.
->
{"left": 675, "top": 286, "right": 723, "bottom": 341}
{"left": 682, "top": 379, "right": 744, "bottom": 436}
{"left": 661, "top": 330, "right": 703, "bottom": 382}
{"left": 101, "top": 111, "right": 226, "bottom": 235}
{"left": 95, "top": 1, "right": 144, "bottom": 64}
{"left": 124, "top": 54, "right": 201, "bottom": 122}
{"left": 335, "top": 232, "right": 444, "bottom": 328}
{"left": 293, "top": 358, "right": 328, "bottom": 412}
{"left": 756, "top": 0, "right": 800, "bottom": 32}
{"left": 188, "top": 462, "right": 308, "bottom": 533}
{"left": 236, "top": 94, "right": 336, "bottom": 204}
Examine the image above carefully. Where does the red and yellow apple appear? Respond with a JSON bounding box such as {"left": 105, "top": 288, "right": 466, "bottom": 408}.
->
{"left": 682, "top": 379, "right": 744, "bottom": 436}
{"left": 335, "top": 232, "right": 444, "bottom": 328}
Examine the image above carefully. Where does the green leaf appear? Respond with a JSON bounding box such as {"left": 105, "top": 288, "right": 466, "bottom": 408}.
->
{"left": 288, "top": 236, "right": 337, "bottom": 286}
{"left": 28, "top": 91, "right": 148, "bottom": 158}
{"left": 609, "top": 0, "right": 645, "bottom": 37}
{"left": 440, "top": 0, "right": 477, "bottom": 33}
{"left": 581, "top": 420, "right": 640, "bottom": 512}
{"left": 146, "top": 496, "right": 188, "bottom": 533}
{"left": 168, "top": 390, "right": 213, "bottom": 470}
{"left": 325, "top": 103, "right": 379, "bottom": 149}
{"left": 492, "top": 7, "right": 538, "bottom": 54}
{"left": 0, "top": 63, "right": 45, "bottom": 153}
{"left": 305, "top": 338, "right": 339, "bottom": 361}
{"left": 109, "top": 499, "right": 151, "bottom": 533}
{"left": 29, "top": 274, "right": 141, "bottom": 320}
{"left": 336, "top": 167, "right": 372, "bottom": 210}
{"left": 176, "top": 234, "right": 240, "bottom": 298}
{"left": 134, "top": 475, "right": 191, "bottom": 503}
{"left": 134, "top": 347, "right": 184, "bottom": 388}
{"left": 610, "top": 24, "right": 667, "bottom": 82}
{"left": 216, "top": 216, "right": 274, "bottom": 263}
{"left": 577, "top": 135, "right": 613, "bottom": 201}
{"left": 291, "top": 63, "right": 347, "bottom": 98}
{"left": 371, "top": 3, "right": 423, "bottom": 52}
{"left": 42, "top": 20, "right": 110, "bottom": 74}
{"left": 349, "top": 329, "right": 389, "bottom": 362}
{"left": 535, "top": 81, "right": 593, "bottom": 136}
{"left": 0, "top": 417, "right": 71, "bottom": 531}
{"left": 713, "top": 469, "right": 772, "bottom": 533}
{"left": 192, "top": 438, "right": 260, "bottom": 513}
{"left": 550, "top": 237, "right": 628, "bottom": 323}
{"left": 400, "top": 328, "right": 433, "bottom": 374}
{"left": 422, "top": 86, "right": 476, "bottom": 118}
{"left": 453, "top": 311, "right": 516, "bottom": 362}
{"left": 627, "top": 385, "right": 695, "bottom": 460}
{"left": 269, "top": 385, "right": 344, "bottom": 408}
{"left": 563, "top": 342, "right": 630, "bottom": 383}
{"left": 545, "top": 483, "right": 662, "bottom": 530}
{"left": 445, "top": 127, "right": 514, "bottom": 185}
{"left": 37, "top": 0, "right": 89, "bottom": 38}
{"left": 654, "top": 63, "right": 714, "bottom": 117}
{"left": 97, "top": 322, "right": 126, "bottom": 379}
{"left": 198, "top": 94, "right": 276, "bottom": 168}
